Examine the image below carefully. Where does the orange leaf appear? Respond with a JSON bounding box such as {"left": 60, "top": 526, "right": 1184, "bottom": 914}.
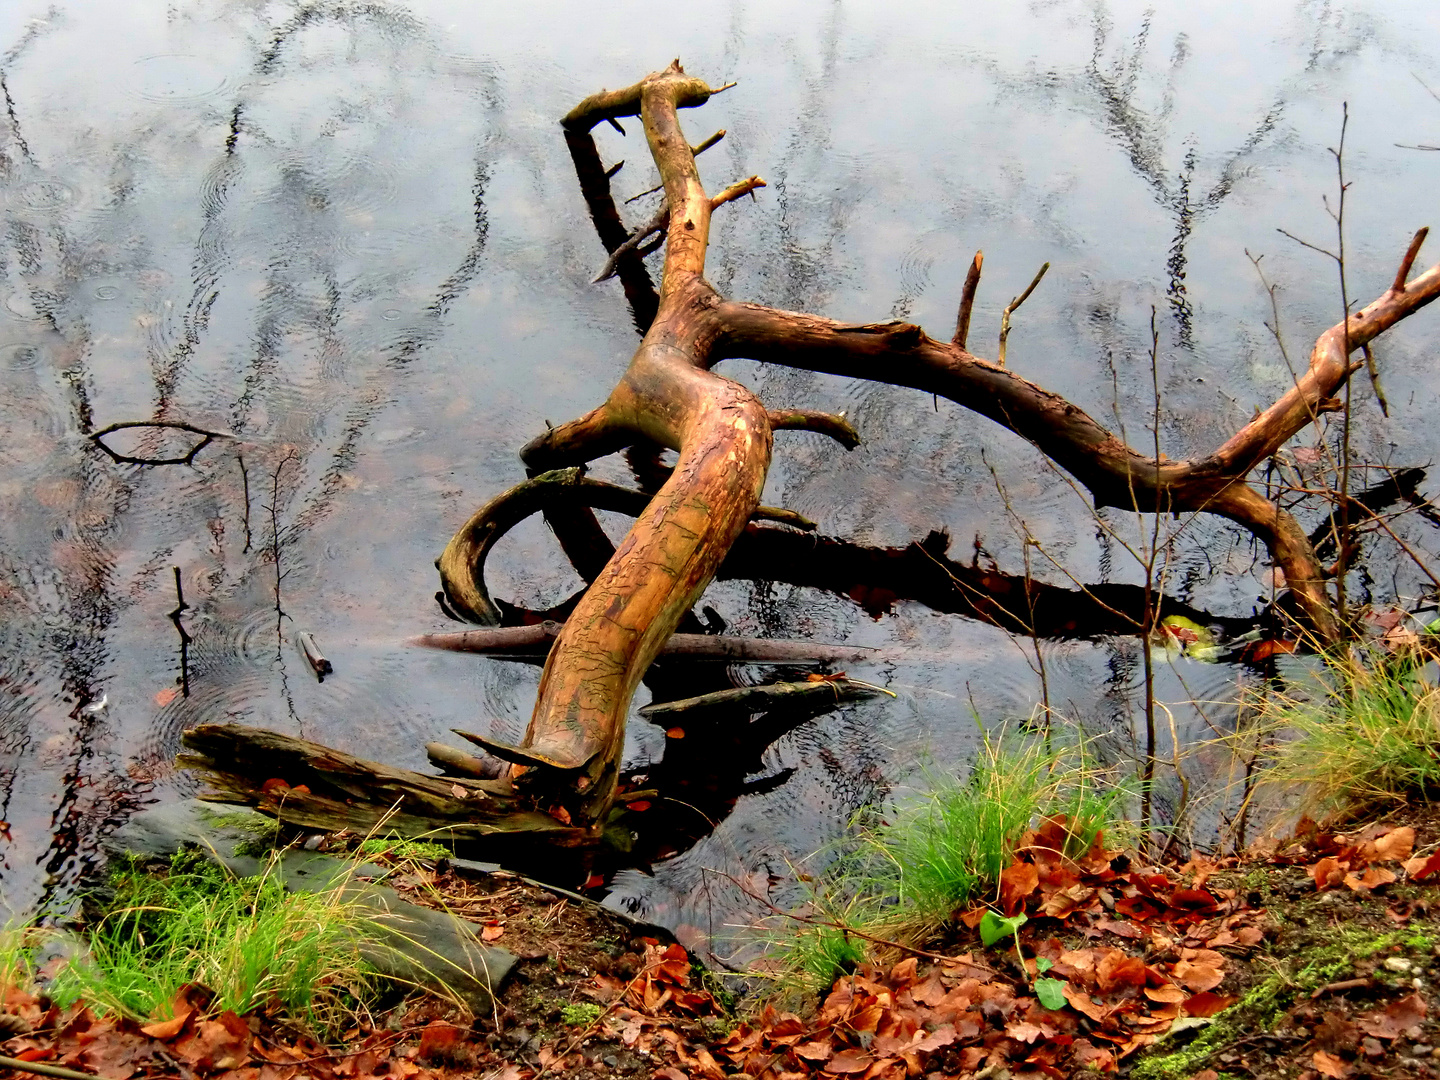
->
{"left": 1309, "top": 857, "right": 1346, "bottom": 890}
{"left": 999, "top": 861, "right": 1039, "bottom": 915}
{"left": 1005, "top": 1020, "right": 1042, "bottom": 1043}
{"left": 1183, "top": 992, "right": 1236, "bottom": 1017}
{"left": 912, "top": 1025, "right": 956, "bottom": 1053}
{"left": 1244, "top": 637, "right": 1297, "bottom": 662}
{"left": 1063, "top": 984, "right": 1111, "bottom": 1023}
{"left": 140, "top": 1010, "right": 192, "bottom": 1040}
{"left": 1172, "top": 960, "right": 1224, "bottom": 993}
{"left": 666, "top": 727, "right": 686, "bottom": 739}
{"left": 1142, "top": 985, "right": 1187, "bottom": 1005}
{"left": 957, "top": 907, "right": 987, "bottom": 929}
{"left": 1312, "top": 1050, "right": 1353, "bottom": 1078}
{"left": 418, "top": 1022, "right": 465, "bottom": 1062}
{"left": 825, "top": 1049, "right": 874, "bottom": 1074}
{"left": 1358, "top": 992, "right": 1427, "bottom": 1040}
{"left": 1370, "top": 827, "right": 1415, "bottom": 863}
{"left": 627, "top": 800, "right": 651, "bottom": 812}
{"left": 481, "top": 925, "right": 504, "bottom": 942}
{"left": 1404, "top": 851, "right": 1440, "bottom": 880}
{"left": 1343, "top": 865, "right": 1396, "bottom": 893}
{"left": 1097, "top": 950, "right": 1147, "bottom": 991}
{"left": 793, "top": 1040, "right": 833, "bottom": 1062}
{"left": 154, "top": 687, "right": 180, "bottom": 708}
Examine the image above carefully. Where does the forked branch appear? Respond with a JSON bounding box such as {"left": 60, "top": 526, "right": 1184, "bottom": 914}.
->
{"left": 429, "top": 62, "right": 1440, "bottom": 840}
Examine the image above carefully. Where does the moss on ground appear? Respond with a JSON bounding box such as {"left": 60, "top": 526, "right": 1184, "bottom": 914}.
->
{"left": 1133, "top": 914, "right": 1423, "bottom": 1079}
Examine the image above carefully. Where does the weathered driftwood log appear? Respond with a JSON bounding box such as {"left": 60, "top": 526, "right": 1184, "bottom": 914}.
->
{"left": 430, "top": 61, "right": 1440, "bottom": 839}
{"left": 179, "top": 724, "right": 588, "bottom": 844}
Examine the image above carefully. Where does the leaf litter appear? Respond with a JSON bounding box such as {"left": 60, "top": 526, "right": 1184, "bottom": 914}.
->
{"left": 10, "top": 812, "right": 1440, "bottom": 1079}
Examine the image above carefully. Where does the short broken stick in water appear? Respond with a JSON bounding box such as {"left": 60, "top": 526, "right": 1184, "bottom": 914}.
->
{"left": 297, "top": 631, "right": 333, "bottom": 681}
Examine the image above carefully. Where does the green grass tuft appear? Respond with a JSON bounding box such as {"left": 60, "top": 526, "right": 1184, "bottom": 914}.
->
{"left": 46, "top": 851, "right": 378, "bottom": 1036}
{"left": 763, "top": 729, "right": 1130, "bottom": 996}
{"left": 1246, "top": 645, "right": 1440, "bottom": 820}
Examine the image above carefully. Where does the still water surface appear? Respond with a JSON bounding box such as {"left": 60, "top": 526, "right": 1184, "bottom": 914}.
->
{"left": 1, "top": 0, "right": 1438, "bottom": 964}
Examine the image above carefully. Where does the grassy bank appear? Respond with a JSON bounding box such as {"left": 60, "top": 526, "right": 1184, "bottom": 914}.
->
{"left": 764, "top": 729, "right": 1134, "bottom": 995}
{"left": 4, "top": 850, "right": 383, "bottom": 1036}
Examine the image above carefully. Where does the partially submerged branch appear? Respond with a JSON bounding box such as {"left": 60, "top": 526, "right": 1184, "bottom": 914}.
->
{"left": 953, "top": 250, "right": 983, "bottom": 350}
{"left": 414, "top": 62, "right": 1440, "bottom": 844}
{"left": 413, "top": 620, "right": 879, "bottom": 666}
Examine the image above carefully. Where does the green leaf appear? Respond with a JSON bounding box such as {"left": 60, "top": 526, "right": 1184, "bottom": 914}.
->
{"left": 1034, "top": 956, "right": 1053, "bottom": 973}
{"left": 1034, "top": 977, "right": 1067, "bottom": 1010}
{"left": 978, "top": 909, "right": 1027, "bottom": 948}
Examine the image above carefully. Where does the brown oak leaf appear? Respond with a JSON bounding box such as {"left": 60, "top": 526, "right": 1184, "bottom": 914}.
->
{"left": 1310, "top": 857, "right": 1347, "bottom": 890}
{"left": 1357, "top": 992, "right": 1427, "bottom": 1040}
{"left": 1312, "top": 1049, "right": 1353, "bottom": 1078}
{"left": 1000, "top": 861, "right": 1040, "bottom": 915}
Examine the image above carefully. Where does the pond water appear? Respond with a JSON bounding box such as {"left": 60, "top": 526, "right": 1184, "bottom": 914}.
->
{"left": 2, "top": 0, "right": 1439, "bottom": 966}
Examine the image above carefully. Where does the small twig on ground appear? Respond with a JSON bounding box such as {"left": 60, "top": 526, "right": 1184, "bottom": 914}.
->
{"left": 996, "top": 262, "right": 1049, "bottom": 367}
{"left": 1311, "top": 977, "right": 1373, "bottom": 998}
{"left": 0, "top": 1054, "right": 103, "bottom": 1080}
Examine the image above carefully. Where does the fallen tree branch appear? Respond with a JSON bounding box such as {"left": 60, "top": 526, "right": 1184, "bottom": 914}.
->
{"left": 637, "top": 677, "right": 884, "bottom": 721}
{"left": 430, "top": 61, "right": 1440, "bottom": 839}
{"left": 437, "top": 468, "right": 818, "bottom": 625}
{"left": 592, "top": 200, "right": 669, "bottom": 282}
{"left": 413, "top": 620, "right": 880, "bottom": 666}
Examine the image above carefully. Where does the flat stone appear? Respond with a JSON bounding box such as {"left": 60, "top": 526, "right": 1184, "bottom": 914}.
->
{"left": 104, "top": 799, "right": 515, "bottom": 1013}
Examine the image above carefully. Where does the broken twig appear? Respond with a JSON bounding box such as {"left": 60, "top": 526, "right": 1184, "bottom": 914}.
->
{"left": 996, "top": 262, "right": 1049, "bottom": 368}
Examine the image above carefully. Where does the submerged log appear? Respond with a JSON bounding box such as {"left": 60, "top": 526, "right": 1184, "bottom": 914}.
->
{"left": 637, "top": 678, "right": 882, "bottom": 721}
{"left": 414, "top": 620, "right": 879, "bottom": 665}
